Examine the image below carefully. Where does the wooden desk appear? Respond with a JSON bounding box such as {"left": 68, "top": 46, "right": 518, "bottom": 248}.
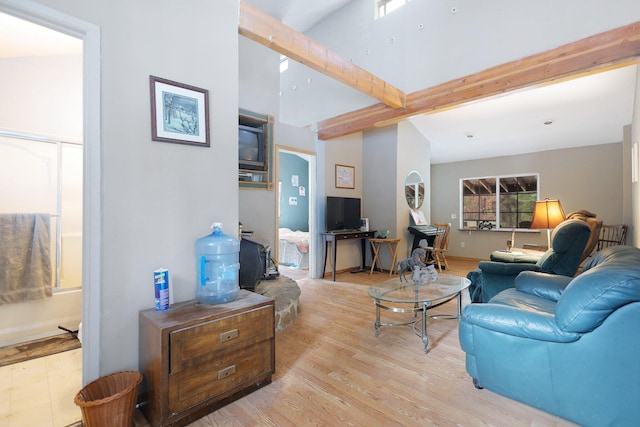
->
{"left": 369, "top": 238, "right": 401, "bottom": 276}
{"left": 321, "top": 230, "right": 376, "bottom": 281}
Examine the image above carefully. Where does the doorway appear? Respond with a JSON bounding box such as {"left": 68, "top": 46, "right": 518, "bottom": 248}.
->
{"left": 0, "top": 10, "right": 83, "bottom": 346}
{"left": 0, "top": 6, "right": 91, "bottom": 425}
{"left": 276, "top": 146, "right": 317, "bottom": 280}
{"left": 1, "top": 0, "right": 102, "bottom": 388}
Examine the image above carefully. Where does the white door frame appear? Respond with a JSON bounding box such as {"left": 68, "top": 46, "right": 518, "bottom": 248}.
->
{"left": 0, "top": 0, "right": 102, "bottom": 383}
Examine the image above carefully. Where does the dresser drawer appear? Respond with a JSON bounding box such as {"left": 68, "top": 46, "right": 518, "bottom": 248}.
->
{"left": 140, "top": 292, "right": 275, "bottom": 427}
{"left": 169, "top": 305, "right": 273, "bottom": 374}
{"left": 168, "top": 340, "right": 273, "bottom": 413}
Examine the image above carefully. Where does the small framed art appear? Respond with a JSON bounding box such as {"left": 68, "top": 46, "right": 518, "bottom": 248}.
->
{"left": 335, "top": 164, "right": 355, "bottom": 189}
{"left": 149, "top": 75, "right": 210, "bottom": 147}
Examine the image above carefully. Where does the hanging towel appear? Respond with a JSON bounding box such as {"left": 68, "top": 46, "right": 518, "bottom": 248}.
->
{"left": 0, "top": 213, "right": 53, "bottom": 304}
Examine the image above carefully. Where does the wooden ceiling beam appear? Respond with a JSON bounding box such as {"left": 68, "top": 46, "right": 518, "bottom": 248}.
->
{"left": 238, "top": 0, "right": 406, "bottom": 110}
{"left": 317, "top": 21, "right": 640, "bottom": 140}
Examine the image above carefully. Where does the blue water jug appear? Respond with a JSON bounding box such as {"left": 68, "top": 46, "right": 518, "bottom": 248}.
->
{"left": 195, "top": 223, "right": 240, "bottom": 304}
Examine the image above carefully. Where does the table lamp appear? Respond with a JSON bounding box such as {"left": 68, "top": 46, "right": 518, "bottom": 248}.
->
{"left": 530, "top": 199, "right": 566, "bottom": 248}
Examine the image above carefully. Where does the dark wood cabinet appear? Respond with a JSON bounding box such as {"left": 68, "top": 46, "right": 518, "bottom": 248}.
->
{"left": 238, "top": 108, "right": 274, "bottom": 190}
{"left": 139, "top": 291, "right": 275, "bottom": 427}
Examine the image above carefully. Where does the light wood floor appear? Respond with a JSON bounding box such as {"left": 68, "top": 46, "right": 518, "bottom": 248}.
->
{"left": 136, "top": 257, "right": 577, "bottom": 427}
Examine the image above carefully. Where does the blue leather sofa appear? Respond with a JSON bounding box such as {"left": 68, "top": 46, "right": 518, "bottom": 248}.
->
{"left": 467, "top": 219, "right": 592, "bottom": 303}
{"left": 459, "top": 245, "right": 640, "bottom": 426}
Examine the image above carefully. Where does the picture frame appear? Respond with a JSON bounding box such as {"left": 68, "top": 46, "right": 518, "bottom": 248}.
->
{"left": 335, "top": 164, "right": 355, "bottom": 189}
{"left": 149, "top": 75, "right": 210, "bottom": 147}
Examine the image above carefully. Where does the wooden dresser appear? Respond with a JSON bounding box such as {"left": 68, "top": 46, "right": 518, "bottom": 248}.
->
{"left": 139, "top": 290, "right": 275, "bottom": 427}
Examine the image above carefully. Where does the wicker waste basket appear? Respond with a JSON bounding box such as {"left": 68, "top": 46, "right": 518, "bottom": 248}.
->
{"left": 74, "top": 370, "right": 142, "bottom": 427}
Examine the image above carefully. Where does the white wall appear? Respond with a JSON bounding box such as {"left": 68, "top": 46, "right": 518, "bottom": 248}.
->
{"left": 359, "top": 122, "right": 431, "bottom": 271}
{"left": 431, "top": 142, "right": 628, "bottom": 259}
{"left": 238, "top": 36, "right": 318, "bottom": 274}
{"left": 363, "top": 126, "right": 398, "bottom": 270}
{"left": 0, "top": 55, "right": 82, "bottom": 138}
{"left": 323, "top": 133, "right": 364, "bottom": 273}
{"left": 323, "top": 123, "right": 431, "bottom": 275}
{"left": 25, "top": 0, "right": 241, "bottom": 378}
{"left": 397, "top": 121, "right": 431, "bottom": 259}
{"left": 319, "top": 122, "right": 432, "bottom": 275}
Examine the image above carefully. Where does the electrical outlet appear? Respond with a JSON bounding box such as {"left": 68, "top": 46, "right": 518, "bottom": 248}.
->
{"left": 460, "top": 241, "right": 465, "bottom": 248}
{"left": 451, "top": 213, "right": 457, "bottom": 219}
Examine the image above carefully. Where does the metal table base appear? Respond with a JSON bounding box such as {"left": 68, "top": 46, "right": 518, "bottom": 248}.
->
{"left": 373, "top": 292, "right": 463, "bottom": 353}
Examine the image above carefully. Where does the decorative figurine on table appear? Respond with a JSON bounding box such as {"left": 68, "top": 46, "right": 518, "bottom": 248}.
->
{"left": 395, "top": 248, "right": 427, "bottom": 282}
{"left": 376, "top": 229, "right": 389, "bottom": 238}
{"left": 411, "top": 264, "right": 438, "bottom": 284}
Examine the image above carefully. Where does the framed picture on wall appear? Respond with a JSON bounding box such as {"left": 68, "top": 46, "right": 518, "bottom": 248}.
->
{"left": 335, "top": 164, "right": 355, "bottom": 189}
{"left": 149, "top": 75, "right": 210, "bottom": 147}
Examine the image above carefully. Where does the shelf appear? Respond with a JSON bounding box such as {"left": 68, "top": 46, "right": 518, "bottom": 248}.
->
{"left": 239, "top": 108, "right": 273, "bottom": 190}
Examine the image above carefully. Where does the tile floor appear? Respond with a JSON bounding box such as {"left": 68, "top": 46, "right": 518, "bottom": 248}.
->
{"left": 0, "top": 348, "right": 82, "bottom": 427}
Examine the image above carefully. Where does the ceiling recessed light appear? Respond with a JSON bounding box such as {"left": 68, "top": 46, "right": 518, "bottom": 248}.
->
{"left": 544, "top": 120, "right": 554, "bottom": 125}
{"left": 466, "top": 133, "right": 474, "bottom": 138}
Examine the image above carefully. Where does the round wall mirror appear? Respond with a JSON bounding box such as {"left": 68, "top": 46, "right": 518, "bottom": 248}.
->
{"left": 405, "top": 171, "right": 424, "bottom": 209}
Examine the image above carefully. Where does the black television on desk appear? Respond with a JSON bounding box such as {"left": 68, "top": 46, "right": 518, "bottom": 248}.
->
{"left": 326, "top": 196, "right": 361, "bottom": 231}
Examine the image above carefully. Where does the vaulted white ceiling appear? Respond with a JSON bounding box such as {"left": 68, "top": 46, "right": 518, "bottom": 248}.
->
{"left": 3, "top": 4, "right": 636, "bottom": 165}
{"left": 409, "top": 65, "right": 637, "bottom": 163}
{"left": 244, "top": 0, "right": 638, "bottom": 164}
{"left": 244, "top": 0, "right": 355, "bottom": 33}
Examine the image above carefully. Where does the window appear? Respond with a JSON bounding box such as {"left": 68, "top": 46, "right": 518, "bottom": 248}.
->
{"left": 376, "top": 0, "right": 410, "bottom": 19}
{"left": 280, "top": 55, "right": 289, "bottom": 73}
{"left": 461, "top": 174, "right": 538, "bottom": 231}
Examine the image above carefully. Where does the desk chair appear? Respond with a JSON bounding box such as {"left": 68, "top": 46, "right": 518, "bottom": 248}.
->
{"left": 423, "top": 223, "right": 450, "bottom": 273}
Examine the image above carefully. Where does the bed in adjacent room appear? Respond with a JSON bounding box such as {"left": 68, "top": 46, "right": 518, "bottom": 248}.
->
{"left": 278, "top": 228, "right": 309, "bottom": 270}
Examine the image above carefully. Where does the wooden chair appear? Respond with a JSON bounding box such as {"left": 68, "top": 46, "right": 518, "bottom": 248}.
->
{"left": 597, "top": 224, "right": 628, "bottom": 251}
{"left": 424, "top": 223, "right": 450, "bottom": 272}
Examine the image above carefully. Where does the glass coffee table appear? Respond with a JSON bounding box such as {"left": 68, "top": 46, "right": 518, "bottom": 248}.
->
{"left": 367, "top": 275, "right": 471, "bottom": 353}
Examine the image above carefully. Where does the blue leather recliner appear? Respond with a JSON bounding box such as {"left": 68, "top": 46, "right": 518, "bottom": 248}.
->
{"left": 459, "top": 245, "right": 640, "bottom": 427}
{"left": 467, "top": 219, "right": 592, "bottom": 303}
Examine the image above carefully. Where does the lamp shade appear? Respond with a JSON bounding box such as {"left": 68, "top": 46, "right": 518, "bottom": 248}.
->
{"left": 530, "top": 199, "right": 566, "bottom": 230}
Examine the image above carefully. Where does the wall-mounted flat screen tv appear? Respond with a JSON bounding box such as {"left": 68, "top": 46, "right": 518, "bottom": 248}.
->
{"left": 326, "top": 196, "right": 361, "bottom": 231}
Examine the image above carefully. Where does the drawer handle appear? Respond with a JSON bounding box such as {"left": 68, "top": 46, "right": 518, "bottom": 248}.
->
{"left": 219, "top": 329, "right": 238, "bottom": 343}
{"left": 217, "top": 365, "right": 236, "bottom": 380}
